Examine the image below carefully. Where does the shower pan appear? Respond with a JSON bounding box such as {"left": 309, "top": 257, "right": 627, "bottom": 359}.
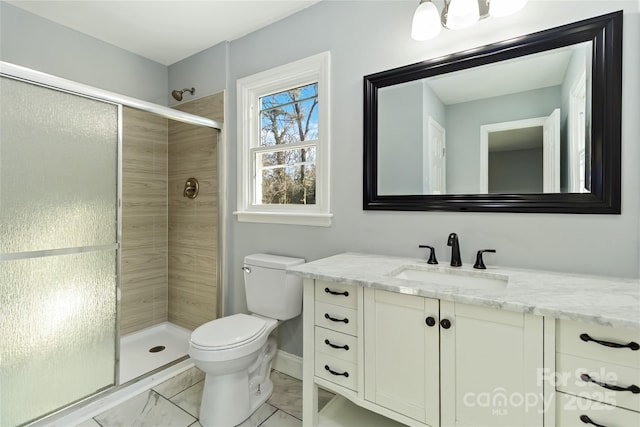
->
{"left": 0, "top": 62, "right": 223, "bottom": 426}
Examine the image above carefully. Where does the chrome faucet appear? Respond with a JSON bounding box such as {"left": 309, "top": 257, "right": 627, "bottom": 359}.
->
{"left": 447, "top": 233, "right": 462, "bottom": 267}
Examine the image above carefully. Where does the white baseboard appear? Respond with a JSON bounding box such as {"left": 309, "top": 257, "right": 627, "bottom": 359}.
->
{"left": 273, "top": 349, "right": 303, "bottom": 381}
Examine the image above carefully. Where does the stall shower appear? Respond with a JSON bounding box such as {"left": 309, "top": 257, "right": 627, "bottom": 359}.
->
{"left": 0, "top": 68, "right": 223, "bottom": 426}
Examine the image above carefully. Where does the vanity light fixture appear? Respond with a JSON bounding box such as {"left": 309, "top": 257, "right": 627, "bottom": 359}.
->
{"left": 411, "top": 0, "right": 528, "bottom": 41}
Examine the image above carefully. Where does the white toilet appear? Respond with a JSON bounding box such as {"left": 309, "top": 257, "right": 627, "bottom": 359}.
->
{"left": 189, "top": 253, "right": 305, "bottom": 427}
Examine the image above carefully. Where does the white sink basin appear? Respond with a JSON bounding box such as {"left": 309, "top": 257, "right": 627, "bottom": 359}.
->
{"left": 390, "top": 266, "right": 508, "bottom": 290}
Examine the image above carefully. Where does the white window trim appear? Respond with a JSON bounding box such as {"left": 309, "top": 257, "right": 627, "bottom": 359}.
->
{"left": 235, "top": 51, "right": 332, "bottom": 227}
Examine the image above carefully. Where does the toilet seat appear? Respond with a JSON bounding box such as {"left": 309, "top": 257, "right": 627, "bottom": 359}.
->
{"left": 190, "top": 313, "right": 267, "bottom": 351}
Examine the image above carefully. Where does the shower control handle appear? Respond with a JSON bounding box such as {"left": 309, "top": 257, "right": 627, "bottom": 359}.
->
{"left": 183, "top": 177, "right": 199, "bottom": 199}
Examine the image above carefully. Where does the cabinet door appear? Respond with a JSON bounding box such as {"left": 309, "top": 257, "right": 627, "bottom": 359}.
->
{"left": 364, "top": 289, "right": 439, "bottom": 426}
{"left": 440, "top": 301, "right": 544, "bottom": 427}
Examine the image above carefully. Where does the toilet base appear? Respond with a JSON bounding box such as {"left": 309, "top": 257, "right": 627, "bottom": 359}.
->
{"left": 197, "top": 337, "right": 277, "bottom": 427}
{"left": 198, "top": 372, "right": 275, "bottom": 427}
{"left": 250, "top": 377, "right": 274, "bottom": 417}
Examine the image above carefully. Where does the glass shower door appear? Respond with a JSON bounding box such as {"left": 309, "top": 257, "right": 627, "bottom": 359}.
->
{"left": 0, "top": 77, "right": 119, "bottom": 426}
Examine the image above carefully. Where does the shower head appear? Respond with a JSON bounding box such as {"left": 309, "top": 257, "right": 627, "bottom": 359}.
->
{"left": 171, "top": 87, "right": 195, "bottom": 101}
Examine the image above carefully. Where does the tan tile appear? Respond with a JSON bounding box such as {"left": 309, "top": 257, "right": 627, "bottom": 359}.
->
{"left": 122, "top": 216, "right": 156, "bottom": 250}
{"left": 172, "top": 93, "right": 224, "bottom": 123}
{"left": 123, "top": 140, "right": 155, "bottom": 174}
{"left": 169, "top": 287, "right": 217, "bottom": 328}
{"left": 154, "top": 141, "right": 168, "bottom": 176}
{"left": 120, "top": 96, "right": 221, "bottom": 335}
{"left": 121, "top": 251, "right": 167, "bottom": 284}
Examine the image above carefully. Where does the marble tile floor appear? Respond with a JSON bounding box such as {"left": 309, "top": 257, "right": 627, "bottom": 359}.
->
{"left": 76, "top": 368, "right": 334, "bottom": 427}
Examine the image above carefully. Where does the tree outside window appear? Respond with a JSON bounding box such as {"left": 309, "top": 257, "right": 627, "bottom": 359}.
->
{"left": 257, "top": 83, "right": 318, "bottom": 205}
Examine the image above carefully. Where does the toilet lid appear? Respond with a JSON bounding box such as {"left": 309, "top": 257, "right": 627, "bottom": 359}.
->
{"left": 190, "top": 313, "right": 267, "bottom": 349}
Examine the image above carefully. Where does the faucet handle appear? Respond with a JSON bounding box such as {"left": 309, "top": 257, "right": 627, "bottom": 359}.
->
{"left": 473, "top": 249, "right": 496, "bottom": 270}
{"left": 418, "top": 245, "right": 438, "bottom": 265}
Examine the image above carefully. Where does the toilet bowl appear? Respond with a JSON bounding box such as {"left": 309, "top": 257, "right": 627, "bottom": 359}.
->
{"left": 189, "top": 314, "right": 278, "bottom": 427}
{"left": 189, "top": 253, "right": 304, "bottom": 427}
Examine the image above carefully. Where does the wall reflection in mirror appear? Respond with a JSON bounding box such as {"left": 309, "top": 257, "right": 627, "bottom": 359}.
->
{"left": 377, "top": 41, "right": 591, "bottom": 196}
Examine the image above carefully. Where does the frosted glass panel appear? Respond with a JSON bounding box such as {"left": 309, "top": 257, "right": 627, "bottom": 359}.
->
{"left": 0, "top": 251, "right": 117, "bottom": 426}
{"left": 0, "top": 76, "right": 118, "bottom": 425}
{"left": 0, "top": 77, "right": 118, "bottom": 254}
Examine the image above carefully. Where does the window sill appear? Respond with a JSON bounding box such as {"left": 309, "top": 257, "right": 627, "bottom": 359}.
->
{"left": 234, "top": 211, "right": 333, "bottom": 227}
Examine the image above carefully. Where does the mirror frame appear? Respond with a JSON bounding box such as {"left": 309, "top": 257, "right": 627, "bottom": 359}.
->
{"left": 364, "top": 11, "right": 622, "bottom": 213}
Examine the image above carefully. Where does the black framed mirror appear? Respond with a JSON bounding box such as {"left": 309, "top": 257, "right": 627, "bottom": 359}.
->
{"left": 364, "top": 11, "right": 622, "bottom": 213}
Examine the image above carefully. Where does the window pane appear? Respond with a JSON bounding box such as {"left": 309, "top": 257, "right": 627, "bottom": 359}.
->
{"left": 256, "top": 147, "right": 316, "bottom": 205}
{"left": 260, "top": 83, "right": 318, "bottom": 147}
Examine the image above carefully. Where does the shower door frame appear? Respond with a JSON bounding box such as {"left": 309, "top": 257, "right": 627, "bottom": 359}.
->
{"left": 0, "top": 60, "right": 224, "bottom": 424}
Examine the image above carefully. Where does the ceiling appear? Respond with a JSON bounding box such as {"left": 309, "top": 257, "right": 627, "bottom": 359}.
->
{"left": 5, "top": 0, "right": 321, "bottom": 65}
{"left": 426, "top": 46, "right": 577, "bottom": 105}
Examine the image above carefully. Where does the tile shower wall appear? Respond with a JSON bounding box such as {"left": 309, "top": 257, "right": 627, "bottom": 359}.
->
{"left": 168, "top": 93, "right": 224, "bottom": 330}
{"left": 121, "top": 107, "right": 169, "bottom": 335}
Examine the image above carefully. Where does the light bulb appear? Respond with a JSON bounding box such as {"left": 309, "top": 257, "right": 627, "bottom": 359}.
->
{"left": 411, "top": 0, "right": 442, "bottom": 41}
{"left": 445, "top": 0, "right": 480, "bottom": 30}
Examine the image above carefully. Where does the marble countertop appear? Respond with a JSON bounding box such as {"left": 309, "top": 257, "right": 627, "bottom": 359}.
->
{"left": 287, "top": 252, "right": 640, "bottom": 330}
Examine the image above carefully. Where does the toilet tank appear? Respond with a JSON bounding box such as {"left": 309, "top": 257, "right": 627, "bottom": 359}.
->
{"left": 243, "top": 253, "right": 305, "bottom": 320}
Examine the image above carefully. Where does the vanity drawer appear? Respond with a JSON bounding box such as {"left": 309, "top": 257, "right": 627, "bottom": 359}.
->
{"left": 556, "top": 392, "right": 640, "bottom": 426}
{"left": 315, "top": 352, "right": 357, "bottom": 391}
{"left": 557, "top": 320, "right": 640, "bottom": 368}
{"left": 315, "top": 302, "right": 358, "bottom": 336}
{"left": 315, "top": 281, "right": 357, "bottom": 309}
{"left": 315, "top": 326, "right": 357, "bottom": 364}
{"left": 556, "top": 353, "right": 640, "bottom": 413}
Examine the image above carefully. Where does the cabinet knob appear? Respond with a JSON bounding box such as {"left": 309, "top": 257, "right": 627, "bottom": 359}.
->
{"left": 425, "top": 316, "right": 436, "bottom": 327}
{"left": 440, "top": 319, "right": 452, "bottom": 329}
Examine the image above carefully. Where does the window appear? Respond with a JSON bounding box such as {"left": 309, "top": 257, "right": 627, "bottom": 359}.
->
{"left": 236, "top": 52, "right": 331, "bottom": 226}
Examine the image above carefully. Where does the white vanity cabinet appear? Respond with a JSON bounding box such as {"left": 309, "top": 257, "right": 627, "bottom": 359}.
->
{"left": 313, "top": 281, "right": 359, "bottom": 392}
{"left": 364, "top": 288, "right": 544, "bottom": 427}
{"left": 303, "top": 279, "right": 546, "bottom": 427}
{"left": 555, "top": 320, "right": 640, "bottom": 426}
{"left": 363, "top": 289, "right": 440, "bottom": 426}
{"left": 294, "top": 252, "right": 640, "bottom": 427}
{"left": 438, "top": 301, "right": 544, "bottom": 427}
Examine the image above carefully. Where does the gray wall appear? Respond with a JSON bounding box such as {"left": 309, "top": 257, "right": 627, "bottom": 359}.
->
{"left": 221, "top": 1, "right": 640, "bottom": 357}
{"left": 446, "top": 86, "right": 562, "bottom": 193}
{"left": 0, "top": 2, "right": 168, "bottom": 105}
{"left": 378, "top": 80, "right": 424, "bottom": 195}
{"left": 167, "top": 42, "right": 229, "bottom": 107}
{"left": 489, "top": 148, "right": 544, "bottom": 193}
{"left": 1, "top": 1, "right": 639, "bottom": 359}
